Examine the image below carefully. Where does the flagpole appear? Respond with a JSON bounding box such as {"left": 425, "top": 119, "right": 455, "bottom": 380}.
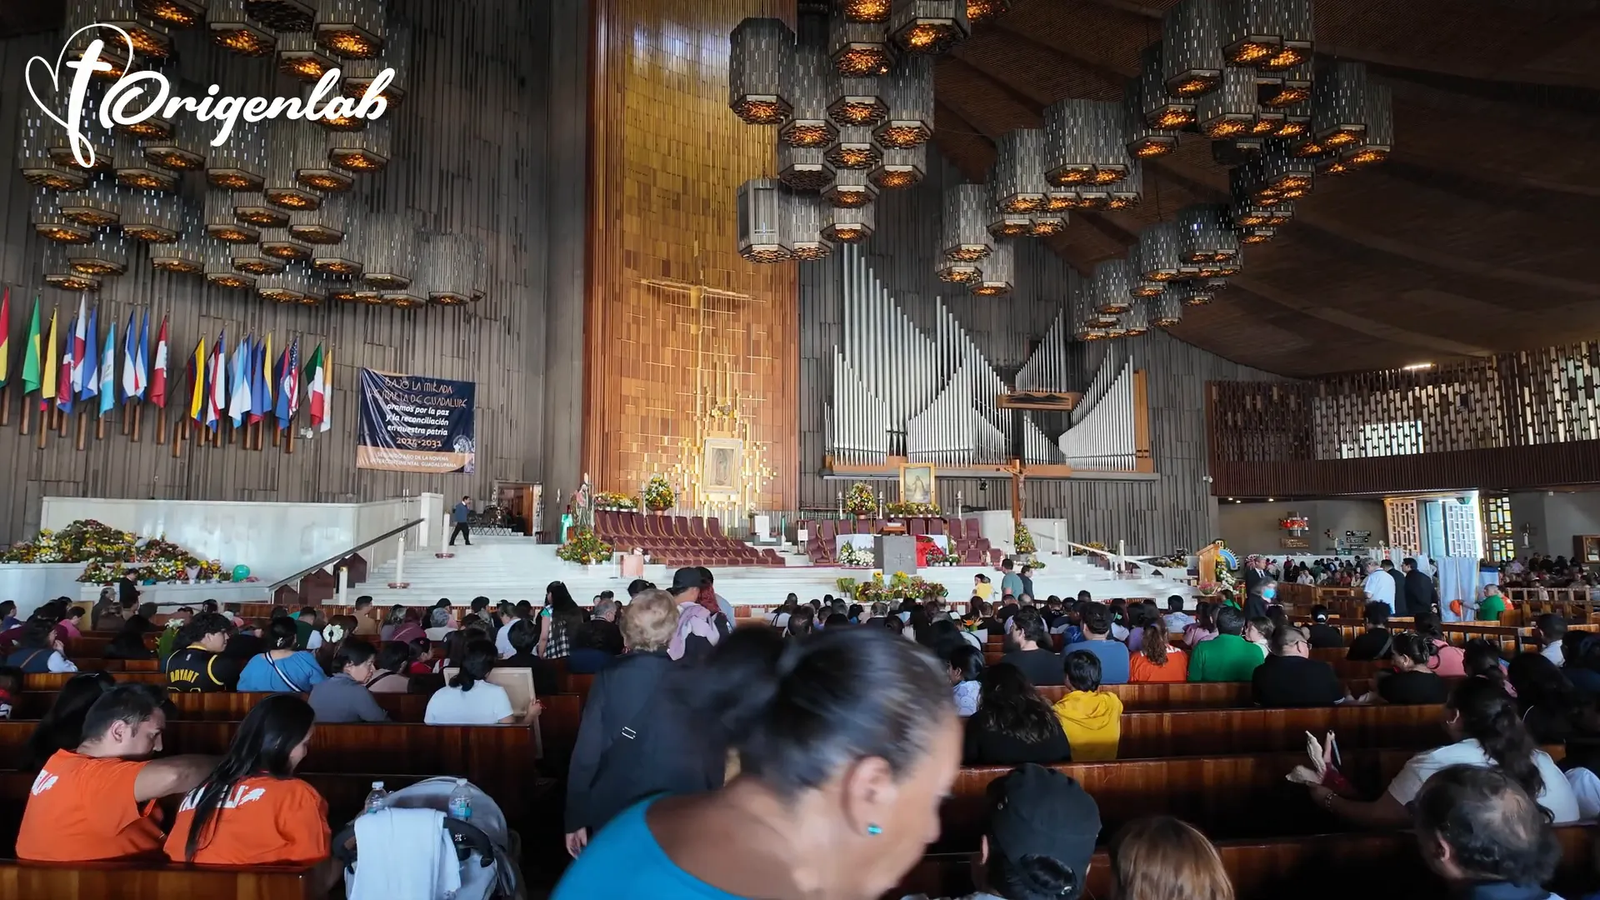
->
{"left": 19, "top": 395, "right": 28, "bottom": 436}
{"left": 76, "top": 408, "right": 87, "bottom": 451}
{"left": 173, "top": 417, "right": 185, "bottom": 458}
{"left": 95, "top": 411, "right": 105, "bottom": 442}
{"left": 121, "top": 401, "right": 130, "bottom": 436}
{"left": 156, "top": 404, "right": 166, "bottom": 445}
{"left": 0, "top": 386, "right": 8, "bottom": 428}
{"left": 130, "top": 402, "right": 140, "bottom": 442}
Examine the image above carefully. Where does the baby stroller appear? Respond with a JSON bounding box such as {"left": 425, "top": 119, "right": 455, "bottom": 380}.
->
{"left": 334, "top": 777, "right": 522, "bottom": 900}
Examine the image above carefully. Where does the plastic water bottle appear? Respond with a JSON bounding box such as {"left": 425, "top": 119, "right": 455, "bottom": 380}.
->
{"left": 363, "top": 781, "right": 388, "bottom": 816}
{"left": 447, "top": 778, "right": 472, "bottom": 824}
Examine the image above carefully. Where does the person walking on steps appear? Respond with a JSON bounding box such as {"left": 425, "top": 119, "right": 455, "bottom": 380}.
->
{"left": 450, "top": 496, "right": 473, "bottom": 547}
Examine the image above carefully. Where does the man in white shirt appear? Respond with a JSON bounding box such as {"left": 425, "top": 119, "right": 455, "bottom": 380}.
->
{"left": 1536, "top": 614, "right": 1567, "bottom": 666}
{"left": 1161, "top": 595, "right": 1193, "bottom": 632}
{"left": 1362, "top": 560, "right": 1395, "bottom": 613}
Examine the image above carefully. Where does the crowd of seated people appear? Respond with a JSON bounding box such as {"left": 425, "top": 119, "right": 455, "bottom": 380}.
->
{"left": 9, "top": 558, "right": 1600, "bottom": 900}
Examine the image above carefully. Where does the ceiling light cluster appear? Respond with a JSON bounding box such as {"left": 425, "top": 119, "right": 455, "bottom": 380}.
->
{"left": 735, "top": 2, "right": 1010, "bottom": 263}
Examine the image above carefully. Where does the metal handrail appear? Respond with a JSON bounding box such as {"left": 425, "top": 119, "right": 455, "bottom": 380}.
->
{"left": 267, "top": 518, "right": 425, "bottom": 592}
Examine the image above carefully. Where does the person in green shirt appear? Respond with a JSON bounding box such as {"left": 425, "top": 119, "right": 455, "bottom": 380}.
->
{"left": 1476, "top": 584, "right": 1507, "bottom": 622}
{"left": 1187, "top": 606, "right": 1264, "bottom": 682}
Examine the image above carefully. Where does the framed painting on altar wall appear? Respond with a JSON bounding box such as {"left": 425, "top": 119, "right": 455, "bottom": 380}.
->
{"left": 702, "top": 438, "right": 743, "bottom": 501}
{"left": 900, "top": 463, "right": 935, "bottom": 505}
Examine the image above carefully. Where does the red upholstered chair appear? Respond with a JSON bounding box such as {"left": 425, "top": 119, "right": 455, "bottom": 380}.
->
{"left": 964, "top": 518, "right": 983, "bottom": 539}
{"left": 962, "top": 548, "right": 983, "bottom": 565}
{"left": 708, "top": 518, "right": 724, "bottom": 538}
{"left": 908, "top": 518, "right": 927, "bottom": 536}
{"left": 988, "top": 548, "right": 1003, "bottom": 567}
{"left": 818, "top": 519, "right": 837, "bottom": 540}
{"left": 946, "top": 519, "right": 964, "bottom": 541}
{"left": 929, "top": 518, "right": 946, "bottom": 536}
{"left": 872, "top": 518, "right": 887, "bottom": 534}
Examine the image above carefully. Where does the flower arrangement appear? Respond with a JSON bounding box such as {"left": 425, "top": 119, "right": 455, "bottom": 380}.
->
{"left": 844, "top": 482, "right": 878, "bottom": 516}
{"left": 196, "top": 560, "right": 224, "bottom": 581}
{"left": 885, "top": 501, "right": 941, "bottom": 517}
{"left": 557, "top": 527, "right": 614, "bottom": 565}
{"left": 923, "top": 543, "right": 959, "bottom": 567}
{"left": 1196, "top": 582, "right": 1220, "bottom": 597}
{"left": 835, "top": 576, "right": 859, "bottom": 595}
{"left": 851, "top": 571, "right": 948, "bottom": 605}
{"left": 595, "top": 491, "right": 638, "bottom": 512}
{"left": 1150, "top": 549, "right": 1191, "bottom": 569}
{"left": 78, "top": 561, "right": 130, "bottom": 584}
{"left": 1014, "top": 524, "right": 1036, "bottom": 554}
{"left": 838, "top": 543, "right": 876, "bottom": 567}
{"left": 643, "top": 474, "right": 676, "bottom": 512}
{"left": 3, "top": 519, "right": 139, "bottom": 564}
{"left": 1070, "top": 540, "right": 1107, "bottom": 557}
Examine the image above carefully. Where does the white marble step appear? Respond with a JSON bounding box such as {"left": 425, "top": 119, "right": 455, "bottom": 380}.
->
{"left": 349, "top": 536, "right": 1194, "bottom": 609}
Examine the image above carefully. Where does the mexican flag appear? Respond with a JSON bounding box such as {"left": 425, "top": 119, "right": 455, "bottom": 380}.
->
{"left": 304, "top": 344, "right": 327, "bottom": 432}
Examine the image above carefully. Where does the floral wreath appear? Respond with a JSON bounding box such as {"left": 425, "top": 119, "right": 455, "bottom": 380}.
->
{"left": 321, "top": 623, "right": 346, "bottom": 644}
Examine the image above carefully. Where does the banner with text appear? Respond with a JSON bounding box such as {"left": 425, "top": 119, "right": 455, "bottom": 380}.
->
{"left": 357, "top": 369, "right": 476, "bottom": 473}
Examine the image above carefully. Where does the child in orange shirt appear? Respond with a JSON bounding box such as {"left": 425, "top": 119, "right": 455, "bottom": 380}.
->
{"left": 164, "top": 694, "right": 331, "bottom": 865}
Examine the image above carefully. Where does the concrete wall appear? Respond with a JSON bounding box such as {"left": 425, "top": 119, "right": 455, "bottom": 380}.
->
{"left": 38, "top": 496, "right": 427, "bottom": 583}
{"left": 1509, "top": 492, "right": 1600, "bottom": 558}
{"left": 1217, "top": 499, "right": 1388, "bottom": 557}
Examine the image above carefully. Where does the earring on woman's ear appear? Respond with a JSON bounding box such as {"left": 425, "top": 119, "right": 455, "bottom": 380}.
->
{"left": 866, "top": 824, "right": 883, "bottom": 836}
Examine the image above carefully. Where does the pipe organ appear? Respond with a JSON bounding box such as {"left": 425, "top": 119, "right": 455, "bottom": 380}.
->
{"left": 829, "top": 246, "right": 1014, "bottom": 466}
{"left": 1059, "top": 349, "right": 1140, "bottom": 470}
{"left": 1014, "top": 313, "right": 1073, "bottom": 393}
{"left": 1022, "top": 413, "right": 1068, "bottom": 465}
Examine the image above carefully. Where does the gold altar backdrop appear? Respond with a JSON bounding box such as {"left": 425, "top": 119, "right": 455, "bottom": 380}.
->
{"left": 585, "top": 0, "right": 799, "bottom": 513}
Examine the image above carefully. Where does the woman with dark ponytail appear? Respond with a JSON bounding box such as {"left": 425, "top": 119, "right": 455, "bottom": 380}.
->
{"left": 552, "top": 626, "right": 961, "bottom": 900}
{"left": 424, "top": 638, "right": 538, "bottom": 725}
{"left": 1376, "top": 633, "right": 1449, "bottom": 705}
{"left": 1306, "top": 677, "right": 1579, "bottom": 827}
{"left": 162, "top": 695, "right": 329, "bottom": 865}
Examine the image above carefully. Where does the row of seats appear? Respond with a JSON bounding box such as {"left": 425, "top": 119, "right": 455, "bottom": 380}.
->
{"left": 591, "top": 511, "right": 784, "bottom": 567}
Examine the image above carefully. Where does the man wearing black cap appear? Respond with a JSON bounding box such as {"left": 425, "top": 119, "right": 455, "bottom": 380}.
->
{"left": 668, "top": 567, "right": 723, "bottom": 663}
{"left": 903, "top": 763, "right": 1100, "bottom": 900}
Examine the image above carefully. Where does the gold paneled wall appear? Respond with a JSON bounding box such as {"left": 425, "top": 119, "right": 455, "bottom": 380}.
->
{"left": 585, "top": 0, "right": 799, "bottom": 511}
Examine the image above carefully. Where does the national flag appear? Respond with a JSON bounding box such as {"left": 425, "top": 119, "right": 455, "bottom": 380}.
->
{"left": 78, "top": 304, "right": 98, "bottom": 402}
{"left": 36, "top": 305, "right": 56, "bottom": 411}
{"left": 0, "top": 287, "right": 11, "bottom": 386}
{"left": 97, "top": 324, "right": 114, "bottom": 415}
{"left": 149, "top": 316, "right": 168, "bottom": 408}
{"left": 134, "top": 310, "right": 149, "bottom": 400}
{"left": 188, "top": 336, "right": 206, "bottom": 423}
{"left": 205, "top": 330, "right": 226, "bottom": 428}
{"left": 56, "top": 314, "right": 74, "bottom": 414}
{"left": 21, "top": 297, "right": 42, "bottom": 397}
{"left": 69, "top": 297, "right": 87, "bottom": 396}
{"left": 275, "top": 338, "right": 299, "bottom": 429}
{"left": 304, "top": 344, "right": 326, "bottom": 431}
{"left": 248, "top": 335, "right": 268, "bottom": 424}
{"left": 229, "top": 335, "right": 252, "bottom": 427}
{"left": 319, "top": 346, "right": 332, "bottom": 433}
{"left": 120, "top": 310, "right": 141, "bottom": 401}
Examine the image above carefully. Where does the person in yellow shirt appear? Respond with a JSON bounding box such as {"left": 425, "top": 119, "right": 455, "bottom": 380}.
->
{"left": 973, "top": 574, "right": 994, "bottom": 602}
{"left": 1053, "top": 650, "right": 1124, "bottom": 761}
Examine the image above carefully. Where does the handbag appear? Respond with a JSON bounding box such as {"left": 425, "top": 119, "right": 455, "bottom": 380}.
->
{"left": 264, "top": 653, "right": 308, "bottom": 693}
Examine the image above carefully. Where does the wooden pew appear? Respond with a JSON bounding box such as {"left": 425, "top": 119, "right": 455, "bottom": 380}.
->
{"left": 896, "top": 825, "right": 1597, "bottom": 900}
{"left": 23, "top": 672, "right": 166, "bottom": 690}
{"left": 0, "top": 720, "right": 537, "bottom": 819}
{"left": 12, "top": 691, "right": 431, "bottom": 722}
{"left": 940, "top": 745, "right": 1561, "bottom": 849}
{"left": 0, "top": 860, "right": 335, "bottom": 900}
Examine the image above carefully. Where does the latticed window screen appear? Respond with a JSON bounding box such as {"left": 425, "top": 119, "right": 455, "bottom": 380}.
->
{"left": 1444, "top": 499, "right": 1480, "bottom": 559}
{"left": 1482, "top": 496, "right": 1515, "bottom": 563}
{"left": 1211, "top": 342, "right": 1600, "bottom": 464}
{"left": 1386, "top": 498, "right": 1420, "bottom": 555}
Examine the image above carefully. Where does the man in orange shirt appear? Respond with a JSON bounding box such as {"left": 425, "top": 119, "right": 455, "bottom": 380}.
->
{"left": 17, "top": 684, "right": 214, "bottom": 862}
